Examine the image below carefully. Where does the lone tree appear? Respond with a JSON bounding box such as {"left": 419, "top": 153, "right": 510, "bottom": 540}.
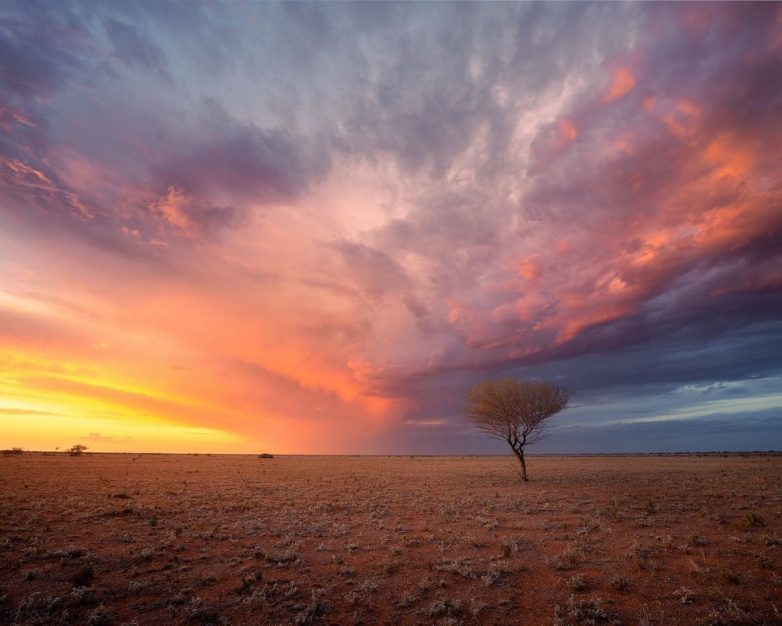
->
{"left": 466, "top": 379, "right": 570, "bottom": 481}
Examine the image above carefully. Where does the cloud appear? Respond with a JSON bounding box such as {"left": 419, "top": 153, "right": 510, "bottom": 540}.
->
{"left": 146, "top": 186, "right": 237, "bottom": 236}
{"left": 604, "top": 66, "right": 636, "bottom": 102}
{"left": 149, "top": 111, "right": 329, "bottom": 210}
{"left": 104, "top": 18, "right": 169, "bottom": 79}
{"left": 83, "top": 431, "right": 133, "bottom": 444}
{"left": 0, "top": 407, "right": 60, "bottom": 416}
{"left": 0, "top": 2, "right": 780, "bottom": 452}
{"left": 0, "top": 6, "right": 90, "bottom": 98}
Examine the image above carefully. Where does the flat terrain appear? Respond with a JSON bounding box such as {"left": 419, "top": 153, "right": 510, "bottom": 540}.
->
{"left": 1, "top": 454, "right": 780, "bottom": 625}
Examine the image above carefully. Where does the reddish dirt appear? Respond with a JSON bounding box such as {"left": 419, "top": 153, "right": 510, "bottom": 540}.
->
{"left": 0, "top": 453, "right": 780, "bottom": 625}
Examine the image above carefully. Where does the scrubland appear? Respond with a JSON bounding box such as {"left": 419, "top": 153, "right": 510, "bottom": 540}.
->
{"left": 0, "top": 453, "right": 780, "bottom": 625}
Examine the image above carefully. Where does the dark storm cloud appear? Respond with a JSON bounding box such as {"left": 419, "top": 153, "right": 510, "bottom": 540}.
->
{"left": 391, "top": 414, "right": 782, "bottom": 456}
{"left": 546, "top": 411, "right": 782, "bottom": 454}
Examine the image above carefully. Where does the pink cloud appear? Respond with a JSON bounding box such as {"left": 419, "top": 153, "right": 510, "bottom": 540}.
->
{"left": 604, "top": 66, "right": 637, "bottom": 102}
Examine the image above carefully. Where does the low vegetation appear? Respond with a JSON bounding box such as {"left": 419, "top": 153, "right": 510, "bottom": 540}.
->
{"left": 0, "top": 453, "right": 778, "bottom": 624}
{"left": 68, "top": 444, "right": 89, "bottom": 456}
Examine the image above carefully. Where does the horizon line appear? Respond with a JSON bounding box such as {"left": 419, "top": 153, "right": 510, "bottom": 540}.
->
{"left": 7, "top": 450, "right": 781, "bottom": 457}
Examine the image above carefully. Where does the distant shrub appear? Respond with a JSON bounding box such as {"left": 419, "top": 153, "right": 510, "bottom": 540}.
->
{"left": 258, "top": 453, "right": 274, "bottom": 459}
{"left": 738, "top": 512, "right": 765, "bottom": 529}
{"left": 57, "top": 545, "right": 86, "bottom": 559}
{"left": 722, "top": 568, "right": 742, "bottom": 584}
{"left": 14, "top": 592, "right": 62, "bottom": 623}
{"left": 424, "top": 598, "right": 462, "bottom": 619}
{"left": 673, "top": 587, "right": 695, "bottom": 604}
{"left": 608, "top": 574, "right": 631, "bottom": 591}
{"left": 569, "top": 573, "right": 591, "bottom": 592}
{"left": 554, "top": 596, "right": 617, "bottom": 625}
{"left": 85, "top": 604, "right": 115, "bottom": 626}
{"left": 69, "top": 444, "right": 89, "bottom": 456}
{"left": 552, "top": 543, "right": 585, "bottom": 570}
{"left": 294, "top": 592, "right": 331, "bottom": 625}
{"left": 182, "top": 597, "right": 221, "bottom": 625}
{"left": 757, "top": 555, "right": 774, "bottom": 569}
{"left": 481, "top": 563, "right": 511, "bottom": 587}
{"left": 626, "top": 541, "right": 658, "bottom": 570}
{"left": 22, "top": 569, "right": 40, "bottom": 581}
{"left": 72, "top": 563, "right": 95, "bottom": 587}
{"left": 501, "top": 537, "right": 523, "bottom": 557}
{"left": 1, "top": 447, "right": 24, "bottom": 455}
{"left": 234, "top": 577, "right": 255, "bottom": 596}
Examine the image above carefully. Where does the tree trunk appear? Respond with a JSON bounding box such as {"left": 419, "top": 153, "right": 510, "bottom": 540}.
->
{"left": 511, "top": 445, "right": 529, "bottom": 482}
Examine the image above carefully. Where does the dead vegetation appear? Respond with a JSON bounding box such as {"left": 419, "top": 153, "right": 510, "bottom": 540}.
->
{"left": 0, "top": 453, "right": 779, "bottom": 624}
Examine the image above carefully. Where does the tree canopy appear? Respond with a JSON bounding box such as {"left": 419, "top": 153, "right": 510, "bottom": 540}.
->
{"left": 466, "top": 379, "right": 570, "bottom": 480}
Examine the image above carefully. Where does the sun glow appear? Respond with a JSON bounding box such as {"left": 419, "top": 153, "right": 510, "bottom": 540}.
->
{"left": 0, "top": 386, "right": 240, "bottom": 450}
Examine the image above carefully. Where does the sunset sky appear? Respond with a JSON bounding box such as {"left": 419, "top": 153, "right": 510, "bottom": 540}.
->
{"left": 1, "top": 2, "right": 781, "bottom": 454}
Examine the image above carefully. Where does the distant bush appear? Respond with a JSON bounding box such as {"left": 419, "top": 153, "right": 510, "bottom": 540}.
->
{"left": 69, "top": 444, "right": 89, "bottom": 456}
{"left": 722, "top": 568, "right": 742, "bottom": 584}
{"left": 258, "top": 453, "right": 274, "bottom": 459}
{"left": 1, "top": 447, "right": 24, "bottom": 455}
{"left": 738, "top": 512, "right": 765, "bottom": 529}
{"left": 554, "top": 596, "right": 615, "bottom": 625}
{"left": 569, "top": 573, "right": 591, "bottom": 592}
{"left": 72, "top": 563, "right": 94, "bottom": 587}
{"left": 425, "top": 599, "right": 462, "bottom": 619}
{"left": 608, "top": 575, "right": 631, "bottom": 591}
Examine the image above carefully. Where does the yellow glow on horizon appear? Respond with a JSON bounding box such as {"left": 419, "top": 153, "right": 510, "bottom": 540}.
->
{"left": 0, "top": 344, "right": 245, "bottom": 453}
{"left": 0, "top": 390, "right": 241, "bottom": 453}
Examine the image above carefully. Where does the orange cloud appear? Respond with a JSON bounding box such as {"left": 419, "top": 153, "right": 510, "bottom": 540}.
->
{"left": 556, "top": 304, "right": 633, "bottom": 345}
{"left": 604, "top": 66, "right": 637, "bottom": 102}
{"left": 516, "top": 256, "right": 542, "bottom": 282}
{"left": 149, "top": 186, "right": 193, "bottom": 230}
{"left": 702, "top": 133, "right": 756, "bottom": 181}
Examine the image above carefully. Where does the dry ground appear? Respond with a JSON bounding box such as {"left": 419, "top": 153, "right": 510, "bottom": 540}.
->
{"left": 0, "top": 453, "right": 780, "bottom": 625}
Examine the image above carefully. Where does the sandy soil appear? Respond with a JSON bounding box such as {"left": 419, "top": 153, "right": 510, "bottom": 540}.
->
{"left": 0, "top": 453, "right": 780, "bottom": 625}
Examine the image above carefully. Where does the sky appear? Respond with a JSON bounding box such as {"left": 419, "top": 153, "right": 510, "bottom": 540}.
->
{"left": 1, "top": 1, "right": 781, "bottom": 454}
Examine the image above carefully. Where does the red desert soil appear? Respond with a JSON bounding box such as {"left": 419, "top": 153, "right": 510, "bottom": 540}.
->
{"left": 0, "top": 453, "right": 780, "bottom": 625}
